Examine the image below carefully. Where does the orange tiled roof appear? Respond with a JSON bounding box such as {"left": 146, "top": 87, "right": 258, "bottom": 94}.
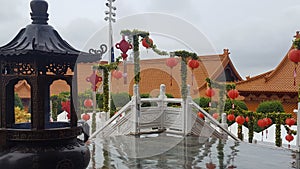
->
{"left": 197, "top": 49, "right": 243, "bottom": 91}
{"left": 14, "top": 48, "right": 242, "bottom": 99}
{"left": 236, "top": 46, "right": 298, "bottom": 93}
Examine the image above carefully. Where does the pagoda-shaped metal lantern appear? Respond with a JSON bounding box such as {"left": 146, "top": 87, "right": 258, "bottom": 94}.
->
{"left": 0, "top": 0, "right": 100, "bottom": 168}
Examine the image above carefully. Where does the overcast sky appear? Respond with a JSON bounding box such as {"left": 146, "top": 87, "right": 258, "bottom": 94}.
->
{"left": 0, "top": 0, "right": 300, "bottom": 78}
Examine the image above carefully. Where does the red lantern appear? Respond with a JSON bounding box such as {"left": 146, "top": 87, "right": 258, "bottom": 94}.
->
{"left": 115, "top": 35, "right": 133, "bottom": 60}
{"left": 227, "top": 114, "right": 235, "bottom": 122}
{"left": 245, "top": 116, "right": 249, "bottom": 123}
{"left": 227, "top": 89, "right": 239, "bottom": 100}
{"left": 288, "top": 49, "right": 300, "bottom": 85}
{"left": 84, "top": 99, "right": 93, "bottom": 108}
{"left": 285, "top": 118, "right": 296, "bottom": 126}
{"left": 206, "top": 162, "right": 216, "bottom": 169}
{"left": 142, "top": 37, "right": 153, "bottom": 48}
{"left": 213, "top": 113, "right": 219, "bottom": 120}
{"left": 257, "top": 119, "right": 266, "bottom": 128}
{"left": 288, "top": 49, "right": 300, "bottom": 63}
{"left": 166, "top": 57, "right": 178, "bottom": 68}
{"left": 285, "top": 134, "right": 294, "bottom": 142}
{"left": 166, "top": 57, "right": 178, "bottom": 86}
{"left": 112, "top": 70, "right": 123, "bottom": 80}
{"left": 61, "top": 100, "right": 70, "bottom": 119}
{"left": 82, "top": 113, "right": 90, "bottom": 121}
{"left": 263, "top": 117, "right": 272, "bottom": 126}
{"left": 235, "top": 115, "right": 245, "bottom": 125}
{"left": 197, "top": 112, "right": 205, "bottom": 119}
{"left": 205, "top": 88, "right": 215, "bottom": 98}
{"left": 188, "top": 59, "right": 200, "bottom": 70}
{"left": 188, "top": 59, "right": 199, "bottom": 85}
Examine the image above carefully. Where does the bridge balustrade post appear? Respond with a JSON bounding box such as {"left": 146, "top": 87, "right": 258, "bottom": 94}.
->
{"left": 221, "top": 113, "right": 228, "bottom": 139}
{"left": 158, "top": 84, "right": 167, "bottom": 130}
{"left": 132, "top": 84, "right": 140, "bottom": 134}
{"left": 184, "top": 85, "right": 192, "bottom": 135}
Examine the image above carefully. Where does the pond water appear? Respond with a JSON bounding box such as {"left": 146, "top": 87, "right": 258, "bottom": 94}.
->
{"left": 87, "top": 134, "right": 298, "bottom": 169}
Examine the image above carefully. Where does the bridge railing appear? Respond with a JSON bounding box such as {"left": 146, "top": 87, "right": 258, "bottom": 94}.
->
{"left": 90, "top": 84, "right": 239, "bottom": 141}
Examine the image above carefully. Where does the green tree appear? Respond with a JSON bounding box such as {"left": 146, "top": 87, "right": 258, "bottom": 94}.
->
{"left": 193, "top": 97, "right": 211, "bottom": 108}
{"left": 14, "top": 93, "right": 24, "bottom": 110}
{"left": 224, "top": 99, "right": 248, "bottom": 111}
{"left": 256, "top": 100, "right": 284, "bottom": 113}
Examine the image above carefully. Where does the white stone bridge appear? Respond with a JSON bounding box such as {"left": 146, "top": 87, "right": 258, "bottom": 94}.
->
{"left": 90, "top": 84, "right": 238, "bottom": 141}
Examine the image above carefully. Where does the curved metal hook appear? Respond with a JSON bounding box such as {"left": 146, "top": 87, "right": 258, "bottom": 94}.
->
{"left": 89, "top": 44, "right": 108, "bottom": 56}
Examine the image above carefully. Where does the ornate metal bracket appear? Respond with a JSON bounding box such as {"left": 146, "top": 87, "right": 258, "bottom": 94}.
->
{"left": 89, "top": 44, "right": 108, "bottom": 59}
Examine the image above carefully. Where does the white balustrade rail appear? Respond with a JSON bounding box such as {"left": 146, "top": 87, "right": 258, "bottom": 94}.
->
{"left": 90, "top": 84, "right": 239, "bottom": 141}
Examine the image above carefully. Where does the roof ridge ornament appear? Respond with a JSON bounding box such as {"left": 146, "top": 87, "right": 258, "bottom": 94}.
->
{"left": 30, "top": 0, "right": 49, "bottom": 25}
{"left": 223, "top": 48, "right": 230, "bottom": 56}
{"left": 294, "top": 31, "right": 300, "bottom": 39}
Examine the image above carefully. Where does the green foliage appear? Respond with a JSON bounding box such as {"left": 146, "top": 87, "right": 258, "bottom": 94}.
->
{"left": 193, "top": 97, "right": 211, "bottom": 108}
{"left": 140, "top": 93, "right": 151, "bottom": 107}
{"left": 111, "top": 93, "right": 131, "bottom": 108}
{"left": 224, "top": 99, "right": 248, "bottom": 111}
{"left": 50, "top": 91, "right": 70, "bottom": 121}
{"left": 14, "top": 93, "right": 24, "bottom": 110}
{"left": 165, "top": 93, "right": 174, "bottom": 98}
{"left": 293, "top": 37, "right": 300, "bottom": 50}
{"left": 256, "top": 100, "right": 284, "bottom": 113}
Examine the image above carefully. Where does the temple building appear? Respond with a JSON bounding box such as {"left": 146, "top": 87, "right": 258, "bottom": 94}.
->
{"left": 13, "top": 31, "right": 300, "bottom": 118}
{"left": 236, "top": 32, "right": 300, "bottom": 117}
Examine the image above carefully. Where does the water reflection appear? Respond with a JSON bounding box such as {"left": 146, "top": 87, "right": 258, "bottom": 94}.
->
{"left": 88, "top": 135, "right": 297, "bottom": 169}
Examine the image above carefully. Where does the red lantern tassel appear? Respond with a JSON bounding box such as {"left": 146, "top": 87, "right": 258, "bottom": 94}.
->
{"left": 170, "top": 68, "right": 173, "bottom": 86}
{"left": 294, "top": 66, "right": 297, "bottom": 86}
{"left": 191, "top": 70, "right": 194, "bottom": 86}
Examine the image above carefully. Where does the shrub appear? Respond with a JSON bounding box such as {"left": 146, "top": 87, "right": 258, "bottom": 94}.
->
{"left": 193, "top": 97, "right": 211, "bottom": 108}
{"left": 111, "top": 92, "right": 131, "bottom": 108}
{"left": 224, "top": 99, "right": 248, "bottom": 111}
{"left": 256, "top": 100, "right": 284, "bottom": 113}
{"left": 15, "top": 107, "right": 30, "bottom": 123}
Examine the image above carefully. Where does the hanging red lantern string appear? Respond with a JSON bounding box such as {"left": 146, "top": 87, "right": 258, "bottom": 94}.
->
{"left": 188, "top": 59, "right": 199, "bottom": 85}
{"left": 115, "top": 35, "right": 133, "bottom": 60}
{"left": 166, "top": 57, "right": 178, "bottom": 86}
{"left": 227, "top": 89, "right": 239, "bottom": 109}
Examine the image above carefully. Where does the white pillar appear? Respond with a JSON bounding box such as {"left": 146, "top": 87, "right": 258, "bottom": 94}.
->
{"left": 132, "top": 84, "right": 140, "bottom": 134}
{"left": 158, "top": 84, "right": 166, "bottom": 129}
{"left": 221, "top": 113, "right": 228, "bottom": 139}
{"left": 184, "top": 85, "right": 192, "bottom": 135}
